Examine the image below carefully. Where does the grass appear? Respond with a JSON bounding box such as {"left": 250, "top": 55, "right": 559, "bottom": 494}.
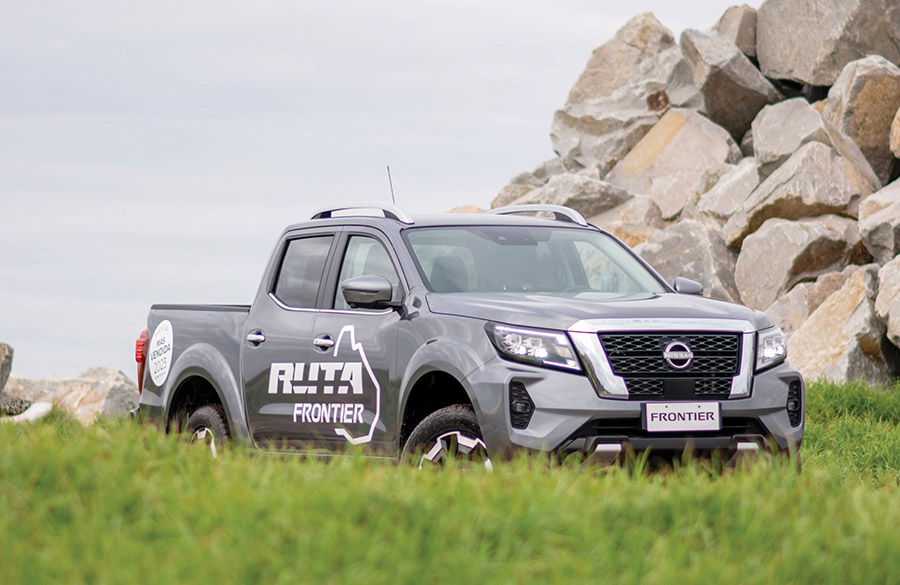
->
{"left": 2, "top": 381, "right": 900, "bottom": 584}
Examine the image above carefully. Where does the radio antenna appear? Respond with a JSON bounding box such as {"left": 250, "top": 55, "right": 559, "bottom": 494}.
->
{"left": 386, "top": 165, "right": 396, "bottom": 205}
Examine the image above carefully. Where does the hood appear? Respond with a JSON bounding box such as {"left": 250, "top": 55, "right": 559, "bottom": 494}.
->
{"left": 425, "top": 291, "right": 772, "bottom": 331}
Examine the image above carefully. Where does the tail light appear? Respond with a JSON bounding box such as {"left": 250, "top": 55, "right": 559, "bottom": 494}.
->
{"left": 135, "top": 329, "right": 149, "bottom": 394}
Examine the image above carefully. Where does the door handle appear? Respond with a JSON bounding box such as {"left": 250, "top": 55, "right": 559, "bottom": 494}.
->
{"left": 313, "top": 336, "right": 335, "bottom": 350}
{"left": 246, "top": 332, "right": 266, "bottom": 345}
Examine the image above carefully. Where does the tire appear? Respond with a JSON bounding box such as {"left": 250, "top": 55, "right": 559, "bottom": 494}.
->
{"left": 186, "top": 404, "right": 230, "bottom": 458}
{"left": 402, "top": 404, "right": 492, "bottom": 470}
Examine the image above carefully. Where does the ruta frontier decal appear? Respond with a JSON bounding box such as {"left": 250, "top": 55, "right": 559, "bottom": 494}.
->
{"left": 267, "top": 325, "right": 381, "bottom": 445}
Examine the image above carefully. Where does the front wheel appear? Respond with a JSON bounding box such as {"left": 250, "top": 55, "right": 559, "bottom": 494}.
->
{"left": 186, "top": 404, "right": 230, "bottom": 458}
{"left": 402, "top": 404, "right": 492, "bottom": 470}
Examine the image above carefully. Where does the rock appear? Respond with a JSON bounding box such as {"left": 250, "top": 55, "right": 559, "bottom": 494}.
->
{"left": 757, "top": 0, "right": 900, "bottom": 86}
{"left": 697, "top": 157, "right": 760, "bottom": 225}
{"left": 607, "top": 108, "right": 741, "bottom": 220}
{"left": 680, "top": 28, "right": 782, "bottom": 139}
{"left": 875, "top": 256, "right": 900, "bottom": 348}
{"left": 824, "top": 55, "right": 900, "bottom": 184}
{"left": 787, "top": 265, "right": 890, "bottom": 384}
{"left": 492, "top": 184, "right": 535, "bottom": 209}
{"left": 588, "top": 195, "right": 665, "bottom": 247}
{"left": 766, "top": 267, "right": 856, "bottom": 334}
{"left": 550, "top": 80, "right": 670, "bottom": 173}
{"left": 740, "top": 128, "right": 754, "bottom": 157}
{"left": 858, "top": 179, "right": 900, "bottom": 264}
{"left": 734, "top": 215, "right": 869, "bottom": 310}
{"left": 751, "top": 97, "right": 881, "bottom": 182}
{"left": 890, "top": 106, "right": 900, "bottom": 159}
{"left": 634, "top": 220, "right": 740, "bottom": 302}
{"left": 715, "top": 4, "right": 758, "bottom": 58}
{"left": 723, "top": 141, "right": 879, "bottom": 250}
{"left": 448, "top": 206, "right": 484, "bottom": 214}
{"left": 3, "top": 367, "right": 139, "bottom": 425}
{"left": 566, "top": 13, "right": 675, "bottom": 105}
{"left": 639, "top": 46, "right": 705, "bottom": 110}
{"left": 509, "top": 173, "right": 633, "bottom": 218}
{"left": 0, "top": 343, "right": 12, "bottom": 399}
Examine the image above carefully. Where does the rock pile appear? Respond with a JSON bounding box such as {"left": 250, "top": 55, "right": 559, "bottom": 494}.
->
{"left": 483, "top": 1, "right": 900, "bottom": 385}
{"left": 4, "top": 367, "right": 139, "bottom": 425}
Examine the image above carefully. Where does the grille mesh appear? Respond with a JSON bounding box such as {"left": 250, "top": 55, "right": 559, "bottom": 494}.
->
{"left": 598, "top": 332, "right": 741, "bottom": 401}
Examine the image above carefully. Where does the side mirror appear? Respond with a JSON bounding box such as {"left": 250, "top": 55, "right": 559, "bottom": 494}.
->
{"left": 673, "top": 277, "right": 703, "bottom": 295}
{"left": 341, "top": 274, "right": 395, "bottom": 308}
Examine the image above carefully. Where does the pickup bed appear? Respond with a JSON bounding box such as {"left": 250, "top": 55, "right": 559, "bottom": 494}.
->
{"left": 136, "top": 203, "right": 804, "bottom": 465}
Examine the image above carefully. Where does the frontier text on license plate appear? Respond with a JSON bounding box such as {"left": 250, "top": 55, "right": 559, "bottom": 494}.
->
{"left": 645, "top": 402, "right": 721, "bottom": 432}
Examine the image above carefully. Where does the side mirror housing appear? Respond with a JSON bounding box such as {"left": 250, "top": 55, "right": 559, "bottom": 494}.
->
{"left": 341, "top": 274, "right": 396, "bottom": 308}
{"left": 673, "top": 277, "right": 703, "bottom": 295}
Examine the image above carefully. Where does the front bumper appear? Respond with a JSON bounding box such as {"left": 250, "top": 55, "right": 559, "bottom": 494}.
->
{"left": 466, "top": 356, "right": 804, "bottom": 458}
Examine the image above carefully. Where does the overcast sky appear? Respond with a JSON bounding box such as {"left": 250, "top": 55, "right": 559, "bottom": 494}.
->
{"left": 0, "top": 0, "right": 760, "bottom": 380}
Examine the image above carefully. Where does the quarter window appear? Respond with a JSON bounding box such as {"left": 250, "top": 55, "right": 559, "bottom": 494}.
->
{"left": 274, "top": 236, "right": 333, "bottom": 308}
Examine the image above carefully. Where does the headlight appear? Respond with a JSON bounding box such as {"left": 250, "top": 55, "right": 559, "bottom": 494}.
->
{"left": 756, "top": 326, "right": 786, "bottom": 371}
{"left": 487, "top": 324, "right": 581, "bottom": 372}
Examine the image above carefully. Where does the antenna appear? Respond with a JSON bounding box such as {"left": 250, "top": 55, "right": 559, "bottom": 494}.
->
{"left": 386, "top": 165, "right": 396, "bottom": 205}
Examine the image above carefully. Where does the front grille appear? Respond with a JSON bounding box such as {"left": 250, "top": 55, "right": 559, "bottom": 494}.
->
{"left": 599, "top": 332, "right": 742, "bottom": 400}
{"left": 569, "top": 417, "right": 766, "bottom": 440}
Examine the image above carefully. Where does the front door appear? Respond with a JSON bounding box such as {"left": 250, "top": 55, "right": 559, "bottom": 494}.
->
{"left": 309, "top": 232, "right": 404, "bottom": 453}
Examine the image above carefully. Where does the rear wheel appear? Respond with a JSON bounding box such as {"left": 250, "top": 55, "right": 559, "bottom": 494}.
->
{"left": 187, "top": 404, "right": 230, "bottom": 458}
{"left": 402, "top": 404, "right": 491, "bottom": 470}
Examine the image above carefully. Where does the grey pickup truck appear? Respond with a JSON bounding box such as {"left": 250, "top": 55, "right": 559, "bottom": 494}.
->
{"left": 135, "top": 203, "right": 804, "bottom": 465}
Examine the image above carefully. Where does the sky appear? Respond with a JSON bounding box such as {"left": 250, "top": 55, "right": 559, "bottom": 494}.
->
{"left": 0, "top": 0, "right": 760, "bottom": 380}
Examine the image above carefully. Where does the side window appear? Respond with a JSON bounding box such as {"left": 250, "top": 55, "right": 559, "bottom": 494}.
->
{"left": 334, "top": 236, "right": 400, "bottom": 310}
{"left": 273, "top": 236, "right": 333, "bottom": 308}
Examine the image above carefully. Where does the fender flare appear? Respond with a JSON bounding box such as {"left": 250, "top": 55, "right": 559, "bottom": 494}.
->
{"left": 163, "top": 343, "right": 251, "bottom": 444}
{"left": 398, "top": 336, "right": 487, "bottom": 420}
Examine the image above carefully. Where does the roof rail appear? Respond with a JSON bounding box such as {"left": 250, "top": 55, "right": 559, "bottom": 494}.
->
{"left": 486, "top": 204, "right": 588, "bottom": 226}
{"left": 310, "top": 203, "right": 414, "bottom": 225}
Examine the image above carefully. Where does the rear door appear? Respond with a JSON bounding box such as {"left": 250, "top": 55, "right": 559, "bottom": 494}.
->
{"left": 241, "top": 228, "right": 339, "bottom": 450}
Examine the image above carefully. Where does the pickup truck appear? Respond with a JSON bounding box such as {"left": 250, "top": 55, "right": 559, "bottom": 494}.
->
{"left": 135, "top": 203, "right": 804, "bottom": 465}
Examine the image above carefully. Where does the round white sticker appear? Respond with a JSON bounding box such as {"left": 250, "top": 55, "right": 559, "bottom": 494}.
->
{"left": 149, "top": 320, "right": 174, "bottom": 387}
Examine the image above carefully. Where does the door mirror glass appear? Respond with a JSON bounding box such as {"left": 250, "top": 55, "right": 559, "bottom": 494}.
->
{"left": 341, "top": 275, "right": 394, "bottom": 308}
{"left": 673, "top": 277, "right": 703, "bottom": 295}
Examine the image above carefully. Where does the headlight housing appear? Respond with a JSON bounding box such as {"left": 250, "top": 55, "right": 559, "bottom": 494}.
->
{"left": 756, "top": 326, "right": 787, "bottom": 371}
{"left": 487, "top": 324, "right": 581, "bottom": 372}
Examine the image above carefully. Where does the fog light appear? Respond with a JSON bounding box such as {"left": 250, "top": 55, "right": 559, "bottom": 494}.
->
{"left": 509, "top": 382, "right": 535, "bottom": 429}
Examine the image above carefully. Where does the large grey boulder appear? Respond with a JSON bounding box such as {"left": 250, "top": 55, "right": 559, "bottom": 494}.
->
{"left": 766, "top": 267, "right": 856, "bottom": 335}
{"left": 715, "top": 5, "right": 758, "bottom": 58}
{"left": 680, "top": 29, "right": 782, "bottom": 140}
{"left": 0, "top": 343, "right": 12, "bottom": 399}
{"left": 787, "top": 265, "right": 890, "bottom": 384}
{"left": 491, "top": 158, "right": 567, "bottom": 209}
{"left": 890, "top": 106, "right": 900, "bottom": 159}
{"left": 551, "top": 80, "right": 669, "bottom": 173}
{"left": 858, "top": 179, "right": 900, "bottom": 264}
{"left": 875, "top": 256, "right": 900, "bottom": 348}
{"left": 751, "top": 98, "right": 881, "bottom": 182}
{"left": 607, "top": 108, "right": 741, "bottom": 220}
{"left": 697, "top": 157, "right": 761, "bottom": 225}
{"left": 757, "top": 0, "right": 900, "bottom": 86}
{"left": 588, "top": 195, "right": 665, "bottom": 247}
{"left": 566, "top": 13, "right": 675, "bottom": 105}
{"left": 3, "top": 367, "right": 139, "bottom": 425}
{"left": 723, "top": 141, "right": 879, "bottom": 250}
{"left": 824, "top": 56, "right": 900, "bottom": 184}
{"left": 509, "top": 173, "right": 633, "bottom": 218}
{"left": 634, "top": 220, "right": 740, "bottom": 302}
{"left": 734, "top": 215, "right": 869, "bottom": 310}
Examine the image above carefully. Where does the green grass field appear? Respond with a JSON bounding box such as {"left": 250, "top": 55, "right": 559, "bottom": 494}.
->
{"left": 3, "top": 380, "right": 900, "bottom": 584}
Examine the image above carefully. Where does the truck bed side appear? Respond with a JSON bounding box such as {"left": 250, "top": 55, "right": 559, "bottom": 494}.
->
{"left": 139, "top": 304, "right": 251, "bottom": 443}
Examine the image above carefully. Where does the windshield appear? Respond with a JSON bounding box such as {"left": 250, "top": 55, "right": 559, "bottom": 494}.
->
{"left": 404, "top": 225, "right": 666, "bottom": 298}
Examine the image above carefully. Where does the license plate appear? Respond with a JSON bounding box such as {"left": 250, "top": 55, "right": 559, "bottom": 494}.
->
{"left": 645, "top": 402, "right": 721, "bottom": 432}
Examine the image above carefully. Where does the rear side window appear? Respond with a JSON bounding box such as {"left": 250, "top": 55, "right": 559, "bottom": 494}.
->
{"left": 274, "top": 236, "right": 333, "bottom": 308}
